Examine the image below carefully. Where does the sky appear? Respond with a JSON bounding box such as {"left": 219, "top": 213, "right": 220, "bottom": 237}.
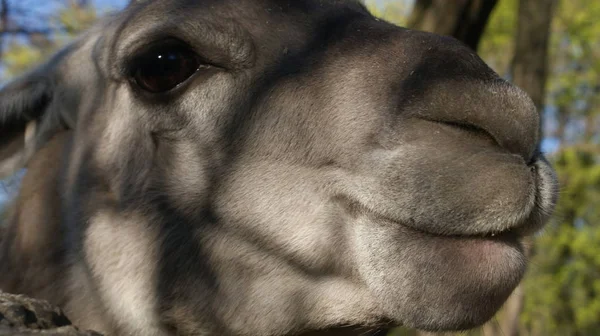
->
{"left": 94, "top": 0, "right": 127, "bottom": 11}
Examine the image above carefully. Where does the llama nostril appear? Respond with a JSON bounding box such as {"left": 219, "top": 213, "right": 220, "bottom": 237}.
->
{"left": 409, "top": 79, "right": 540, "bottom": 163}
{"left": 439, "top": 120, "right": 500, "bottom": 148}
{"left": 527, "top": 147, "right": 541, "bottom": 166}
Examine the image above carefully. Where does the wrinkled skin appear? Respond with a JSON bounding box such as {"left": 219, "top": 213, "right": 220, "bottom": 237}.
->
{"left": 0, "top": 1, "right": 557, "bottom": 335}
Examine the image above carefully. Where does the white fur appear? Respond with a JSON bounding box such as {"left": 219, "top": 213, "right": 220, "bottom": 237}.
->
{"left": 84, "top": 211, "right": 168, "bottom": 336}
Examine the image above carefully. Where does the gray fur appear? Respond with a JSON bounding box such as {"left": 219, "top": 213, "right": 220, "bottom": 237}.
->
{"left": 0, "top": 1, "right": 558, "bottom": 335}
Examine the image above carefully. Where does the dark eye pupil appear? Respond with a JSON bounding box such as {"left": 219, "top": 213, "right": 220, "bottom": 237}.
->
{"left": 133, "top": 47, "right": 200, "bottom": 93}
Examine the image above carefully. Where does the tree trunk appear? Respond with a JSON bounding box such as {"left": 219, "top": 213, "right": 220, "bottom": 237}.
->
{"left": 510, "top": 0, "right": 556, "bottom": 110}
{"left": 499, "top": 247, "right": 529, "bottom": 336}
{"left": 0, "top": 0, "right": 8, "bottom": 58}
{"left": 496, "top": 1, "right": 557, "bottom": 335}
{"left": 407, "top": 0, "right": 498, "bottom": 51}
{"left": 482, "top": 320, "right": 499, "bottom": 336}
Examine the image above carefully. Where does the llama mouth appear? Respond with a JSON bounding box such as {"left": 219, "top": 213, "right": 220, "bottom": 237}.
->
{"left": 368, "top": 205, "right": 527, "bottom": 242}
{"left": 440, "top": 227, "right": 519, "bottom": 240}
{"left": 400, "top": 220, "right": 522, "bottom": 243}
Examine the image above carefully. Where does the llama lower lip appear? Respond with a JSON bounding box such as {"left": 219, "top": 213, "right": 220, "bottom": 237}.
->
{"left": 382, "top": 215, "right": 525, "bottom": 257}
{"left": 451, "top": 232, "right": 524, "bottom": 268}
{"left": 359, "top": 215, "right": 529, "bottom": 332}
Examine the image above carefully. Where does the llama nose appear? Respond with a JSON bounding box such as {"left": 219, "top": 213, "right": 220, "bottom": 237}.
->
{"left": 394, "top": 38, "right": 540, "bottom": 162}
{"left": 482, "top": 82, "right": 539, "bottom": 162}
{"left": 423, "top": 79, "right": 540, "bottom": 163}
{"left": 388, "top": 30, "right": 540, "bottom": 162}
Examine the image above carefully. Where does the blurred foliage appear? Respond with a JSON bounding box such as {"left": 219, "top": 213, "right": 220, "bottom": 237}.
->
{"left": 522, "top": 0, "right": 600, "bottom": 332}
{"left": 478, "top": 0, "right": 518, "bottom": 77}
{"left": 523, "top": 145, "right": 600, "bottom": 335}
{"left": 1, "top": 1, "right": 98, "bottom": 79}
{"left": 56, "top": 2, "right": 98, "bottom": 33}
{"left": 364, "top": 0, "right": 410, "bottom": 27}
{"left": 2, "top": 42, "right": 43, "bottom": 78}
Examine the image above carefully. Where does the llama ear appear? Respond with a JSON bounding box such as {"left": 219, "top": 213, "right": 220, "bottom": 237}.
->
{"left": 0, "top": 74, "right": 54, "bottom": 179}
{"left": 0, "top": 43, "right": 80, "bottom": 179}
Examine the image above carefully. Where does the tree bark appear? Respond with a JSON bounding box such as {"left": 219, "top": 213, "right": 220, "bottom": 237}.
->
{"left": 407, "top": 0, "right": 498, "bottom": 51}
{"left": 482, "top": 320, "right": 499, "bottom": 336}
{"left": 510, "top": 0, "right": 557, "bottom": 110}
{"left": 499, "top": 247, "right": 529, "bottom": 336}
{"left": 496, "top": 1, "right": 557, "bottom": 335}
{"left": 0, "top": 0, "right": 8, "bottom": 58}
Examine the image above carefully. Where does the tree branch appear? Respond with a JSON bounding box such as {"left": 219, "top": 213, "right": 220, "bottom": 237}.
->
{"left": 0, "top": 27, "right": 53, "bottom": 35}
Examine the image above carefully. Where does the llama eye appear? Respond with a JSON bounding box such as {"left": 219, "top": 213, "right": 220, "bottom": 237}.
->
{"left": 132, "top": 45, "right": 202, "bottom": 93}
